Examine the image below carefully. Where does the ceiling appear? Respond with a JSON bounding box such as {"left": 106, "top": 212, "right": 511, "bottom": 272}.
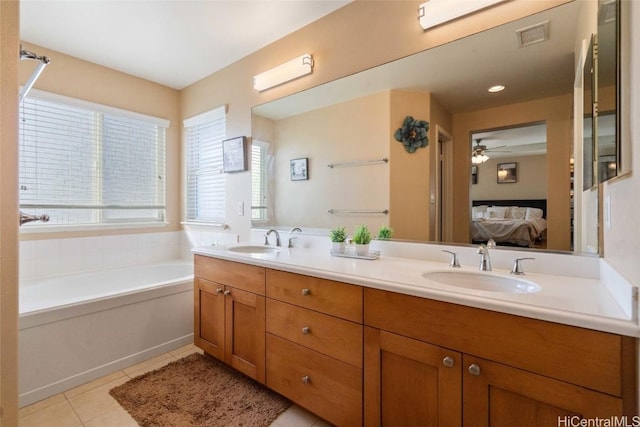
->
{"left": 19, "top": 0, "right": 351, "bottom": 90}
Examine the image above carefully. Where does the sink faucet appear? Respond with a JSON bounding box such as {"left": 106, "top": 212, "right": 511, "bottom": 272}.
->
{"left": 288, "top": 227, "right": 302, "bottom": 248}
{"left": 264, "top": 229, "right": 281, "bottom": 246}
{"left": 477, "top": 244, "right": 491, "bottom": 271}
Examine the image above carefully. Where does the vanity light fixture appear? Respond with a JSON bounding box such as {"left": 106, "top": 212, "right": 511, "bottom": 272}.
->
{"left": 488, "top": 85, "right": 505, "bottom": 93}
{"left": 253, "top": 54, "right": 314, "bottom": 92}
{"left": 418, "top": 0, "right": 507, "bottom": 31}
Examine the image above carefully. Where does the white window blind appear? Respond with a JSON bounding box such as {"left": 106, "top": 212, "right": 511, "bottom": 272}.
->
{"left": 184, "top": 106, "right": 226, "bottom": 223}
{"left": 19, "top": 91, "right": 168, "bottom": 227}
{"left": 251, "top": 140, "right": 269, "bottom": 222}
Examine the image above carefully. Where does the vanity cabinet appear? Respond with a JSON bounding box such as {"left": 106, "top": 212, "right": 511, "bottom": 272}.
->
{"left": 364, "top": 288, "right": 636, "bottom": 426}
{"left": 265, "top": 269, "right": 364, "bottom": 426}
{"left": 194, "top": 255, "right": 266, "bottom": 383}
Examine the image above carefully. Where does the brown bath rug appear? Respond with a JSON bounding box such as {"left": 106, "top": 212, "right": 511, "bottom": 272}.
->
{"left": 109, "top": 353, "right": 291, "bottom": 426}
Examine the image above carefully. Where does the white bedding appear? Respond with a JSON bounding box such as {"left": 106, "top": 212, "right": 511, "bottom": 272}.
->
{"left": 471, "top": 207, "right": 547, "bottom": 247}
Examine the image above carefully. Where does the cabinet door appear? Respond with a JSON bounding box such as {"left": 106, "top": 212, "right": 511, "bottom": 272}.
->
{"left": 194, "top": 278, "right": 225, "bottom": 360}
{"left": 225, "top": 286, "right": 266, "bottom": 383}
{"left": 463, "top": 355, "right": 623, "bottom": 427}
{"left": 364, "top": 327, "right": 462, "bottom": 427}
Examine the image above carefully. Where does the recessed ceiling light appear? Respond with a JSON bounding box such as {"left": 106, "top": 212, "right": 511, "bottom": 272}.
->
{"left": 488, "top": 85, "right": 505, "bottom": 93}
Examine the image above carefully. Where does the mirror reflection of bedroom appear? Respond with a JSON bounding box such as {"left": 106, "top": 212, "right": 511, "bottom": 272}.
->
{"left": 470, "top": 123, "right": 550, "bottom": 249}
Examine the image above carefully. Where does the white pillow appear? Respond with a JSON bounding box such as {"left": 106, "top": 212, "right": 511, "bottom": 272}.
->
{"left": 486, "top": 206, "right": 507, "bottom": 219}
{"left": 511, "top": 207, "right": 526, "bottom": 220}
{"left": 472, "top": 205, "right": 487, "bottom": 218}
{"left": 526, "top": 207, "right": 543, "bottom": 219}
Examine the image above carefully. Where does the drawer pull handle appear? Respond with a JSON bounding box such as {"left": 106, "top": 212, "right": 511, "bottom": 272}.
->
{"left": 468, "top": 364, "right": 481, "bottom": 376}
{"left": 215, "top": 288, "right": 223, "bottom": 295}
{"left": 301, "top": 326, "right": 310, "bottom": 335}
{"left": 301, "top": 288, "right": 311, "bottom": 296}
{"left": 223, "top": 290, "right": 231, "bottom": 296}
{"left": 442, "top": 356, "right": 455, "bottom": 368}
{"left": 301, "top": 375, "right": 311, "bottom": 384}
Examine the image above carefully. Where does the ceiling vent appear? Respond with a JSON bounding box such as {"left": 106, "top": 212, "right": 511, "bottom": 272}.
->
{"left": 515, "top": 20, "right": 550, "bottom": 48}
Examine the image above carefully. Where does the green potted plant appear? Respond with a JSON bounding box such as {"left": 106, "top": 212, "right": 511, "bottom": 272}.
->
{"left": 352, "top": 224, "right": 372, "bottom": 256}
{"left": 329, "top": 225, "right": 347, "bottom": 253}
{"left": 377, "top": 225, "right": 393, "bottom": 240}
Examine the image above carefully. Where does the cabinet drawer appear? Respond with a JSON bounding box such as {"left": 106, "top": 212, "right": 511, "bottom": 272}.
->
{"left": 266, "top": 269, "right": 362, "bottom": 322}
{"left": 266, "top": 299, "right": 363, "bottom": 367}
{"left": 266, "top": 334, "right": 362, "bottom": 427}
{"left": 365, "top": 288, "right": 629, "bottom": 397}
{"left": 195, "top": 255, "right": 265, "bottom": 295}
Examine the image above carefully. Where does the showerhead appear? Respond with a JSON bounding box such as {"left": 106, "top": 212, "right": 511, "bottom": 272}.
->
{"left": 19, "top": 46, "right": 51, "bottom": 102}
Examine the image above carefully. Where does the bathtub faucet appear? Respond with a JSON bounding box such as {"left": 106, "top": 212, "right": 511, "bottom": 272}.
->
{"left": 19, "top": 211, "right": 50, "bottom": 226}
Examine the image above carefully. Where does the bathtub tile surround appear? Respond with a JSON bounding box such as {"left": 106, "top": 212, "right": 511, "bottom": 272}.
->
{"left": 18, "top": 344, "right": 326, "bottom": 427}
{"left": 20, "top": 231, "right": 187, "bottom": 281}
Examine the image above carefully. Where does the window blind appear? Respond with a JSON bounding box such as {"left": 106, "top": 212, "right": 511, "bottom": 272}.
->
{"left": 19, "top": 91, "right": 168, "bottom": 227}
{"left": 251, "top": 140, "right": 269, "bottom": 222}
{"left": 184, "top": 106, "right": 226, "bottom": 223}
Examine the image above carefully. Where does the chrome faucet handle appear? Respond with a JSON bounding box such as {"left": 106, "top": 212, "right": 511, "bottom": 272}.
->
{"left": 442, "top": 250, "right": 461, "bottom": 268}
{"left": 477, "top": 244, "right": 491, "bottom": 271}
{"left": 511, "top": 257, "right": 535, "bottom": 275}
{"left": 288, "top": 237, "right": 298, "bottom": 248}
{"left": 290, "top": 227, "right": 302, "bottom": 233}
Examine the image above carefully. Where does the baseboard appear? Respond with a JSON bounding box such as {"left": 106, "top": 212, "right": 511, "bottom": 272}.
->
{"left": 19, "top": 333, "right": 194, "bottom": 407}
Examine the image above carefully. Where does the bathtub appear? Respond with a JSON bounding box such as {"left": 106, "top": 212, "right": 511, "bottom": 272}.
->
{"left": 19, "top": 261, "right": 194, "bottom": 407}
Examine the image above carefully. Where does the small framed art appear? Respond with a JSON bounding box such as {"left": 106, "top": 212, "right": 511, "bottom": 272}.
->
{"left": 222, "top": 136, "right": 247, "bottom": 173}
{"left": 497, "top": 162, "right": 517, "bottom": 184}
{"left": 290, "top": 158, "right": 309, "bottom": 181}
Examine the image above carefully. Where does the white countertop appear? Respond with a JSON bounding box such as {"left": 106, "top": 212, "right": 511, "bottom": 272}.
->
{"left": 192, "top": 244, "right": 639, "bottom": 337}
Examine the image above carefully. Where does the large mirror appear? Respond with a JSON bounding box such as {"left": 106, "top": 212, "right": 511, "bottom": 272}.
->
{"left": 251, "top": 1, "right": 611, "bottom": 254}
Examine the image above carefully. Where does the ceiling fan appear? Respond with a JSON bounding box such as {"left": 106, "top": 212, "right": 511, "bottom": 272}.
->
{"left": 471, "top": 139, "right": 510, "bottom": 164}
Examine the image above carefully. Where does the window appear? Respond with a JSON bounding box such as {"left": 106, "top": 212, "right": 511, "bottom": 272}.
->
{"left": 19, "top": 91, "right": 168, "bottom": 228}
{"left": 184, "top": 106, "right": 226, "bottom": 223}
{"left": 251, "top": 140, "right": 270, "bottom": 222}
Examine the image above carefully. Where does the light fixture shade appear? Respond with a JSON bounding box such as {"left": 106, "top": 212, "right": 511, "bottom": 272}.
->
{"left": 418, "top": 0, "right": 507, "bottom": 31}
{"left": 253, "top": 54, "right": 314, "bottom": 92}
{"left": 472, "top": 153, "right": 489, "bottom": 165}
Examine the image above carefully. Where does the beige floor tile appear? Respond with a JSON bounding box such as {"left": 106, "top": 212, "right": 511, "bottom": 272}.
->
{"left": 124, "top": 356, "right": 176, "bottom": 379}
{"left": 272, "top": 405, "right": 321, "bottom": 427}
{"left": 19, "top": 393, "right": 66, "bottom": 418}
{"left": 122, "top": 353, "right": 174, "bottom": 377}
{"left": 171, "top": 346, "right": 203, "bottom": 361}
{"left": 19, "top": 400, "right": 82, "bottom": 427}
{"left": 64, "top": 371, "right": 127, "bottom": 398}
{"left": 84, "top": 407, "right": 139, "bottom": 427}
{"left": 68, "top": 376, "right": 129, "bottom": 423}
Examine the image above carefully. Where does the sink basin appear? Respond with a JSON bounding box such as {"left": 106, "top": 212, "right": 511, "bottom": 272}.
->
{"left": 227, "top": 245, "right": 281, "bottom": 254}
{"left": 422, "top": 271, "right": 540, "bottom": 294}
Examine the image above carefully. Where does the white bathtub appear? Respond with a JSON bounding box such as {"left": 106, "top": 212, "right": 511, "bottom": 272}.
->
{"left": 19, "top": 261, "right": 194, "bottom": 407}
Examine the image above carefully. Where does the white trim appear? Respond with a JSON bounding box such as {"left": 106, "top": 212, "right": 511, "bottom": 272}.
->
{"left": 20, "top": 221, "right": 169, "bottom": 234}
{"left": 183, "top": 105, "right": 227, "bottom": 127}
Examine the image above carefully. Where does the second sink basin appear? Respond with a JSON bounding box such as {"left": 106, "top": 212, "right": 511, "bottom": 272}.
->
{"left": 422, "top": 271, "right": 540, "bottom": 294}
{"left": 227, "top": 245, "right": 281, "bottom": 254}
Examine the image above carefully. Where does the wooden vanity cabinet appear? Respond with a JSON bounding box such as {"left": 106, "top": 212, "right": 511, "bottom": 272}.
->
{"left": 194, "top": 255, "right": 266, "bottom": 383}
{"left": 265, "top": 269, "right": 364, "bottom": 426}
{"left": 364, "top": 288, "right": 636, "bottom": 426}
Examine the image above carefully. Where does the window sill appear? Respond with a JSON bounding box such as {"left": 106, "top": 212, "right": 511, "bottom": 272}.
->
{"left": 181, "top": 221, "right": 229, "bottom": 230}
{"left": 19, "top": 221, "right": 169, "bottom": 234}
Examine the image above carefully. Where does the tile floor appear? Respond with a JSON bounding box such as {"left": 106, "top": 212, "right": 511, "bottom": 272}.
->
{"left": 19, "top": 344, "right": 331, "bottom": 427}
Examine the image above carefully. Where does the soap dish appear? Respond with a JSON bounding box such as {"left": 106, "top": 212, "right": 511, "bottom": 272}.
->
{"left": 330, "top": 250, "right": 380, "bottom": 260}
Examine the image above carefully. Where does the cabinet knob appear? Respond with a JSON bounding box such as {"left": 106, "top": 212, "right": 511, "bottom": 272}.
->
{"left": 301, "top": 288, "right": 311, "bottom": 296}
{"left": 442, "top": 356, "right": 455, "bottom": 368}
{"left": 223, "top": 290, "right": 231, "bottom": 296}
{"left": 301, "top": 375, "right": 311, "bottom": 384}
{"left": 468, "top": 364, "right": 481, "bottom": 376}
{"left": 301, "top": 326, "right": 310, "bottom": 335}
{"left": 215, "top": 288, "right": 223, "bottom": 295}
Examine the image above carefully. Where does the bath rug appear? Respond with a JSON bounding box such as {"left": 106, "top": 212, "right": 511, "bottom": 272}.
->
{"left": 110, "top": 353, "right": 290, "bottom": 426}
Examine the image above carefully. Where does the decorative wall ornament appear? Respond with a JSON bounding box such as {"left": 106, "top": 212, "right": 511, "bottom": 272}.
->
{"left": 394, "top": 116, "right": 429, "bottom": 153}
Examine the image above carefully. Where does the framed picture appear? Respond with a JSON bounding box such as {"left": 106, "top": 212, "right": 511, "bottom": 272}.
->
{"left": 471, "top": 166, "right": 478, "bottom": 185}
{"left": 290, "top": 158, "right": 309, "bottom": 181}
{"left": 497, "top": 162, "right": 517, "bottom": 184}
{"left": 222, "top": 136, "right": 247, "bottom": 173}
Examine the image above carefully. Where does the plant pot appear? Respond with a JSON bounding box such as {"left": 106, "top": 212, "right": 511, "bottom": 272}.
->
{"left": 354, "top": 243, "right": 369, "bottom": 256}
{"left": 332, "top": 241, "right": 346, "bottom": 254}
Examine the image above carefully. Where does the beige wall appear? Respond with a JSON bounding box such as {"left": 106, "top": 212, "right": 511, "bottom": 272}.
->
{"left": 17, "top": 43, "right": 181, "bottom": 240}
{"left": 0, "top": 1, "right": 20, "bottom": 424}
{"left": 264, "top": 91, "right": 390, "bottom": 232}
{"left": 452, "top": 93, "right": 573, "bottom": 251}
{"left": 429, "top": 96, "right": 453, "bottom": 241}
{"left": 471, "top": 155, "right": 548, "bottom": 201}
